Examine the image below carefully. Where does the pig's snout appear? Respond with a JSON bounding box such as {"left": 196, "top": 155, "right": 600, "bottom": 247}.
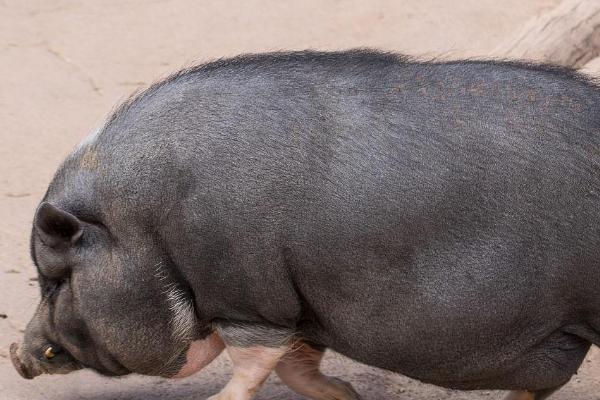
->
{"left": 10, "top": 343, "right": 41, "bottom": 379}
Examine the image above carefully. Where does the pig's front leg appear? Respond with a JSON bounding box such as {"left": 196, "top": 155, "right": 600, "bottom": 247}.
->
{"left": 275, "top": 341, "right": 361, "bottom": 400}
{"left": 504, "top": 385, "right": 565, "bottom": 400}
{"left": 208, "top": 324, "right": 294, "bottom": 400}
{"left": 173, "top": 332, "right": 225, "bottom": 378}
{"left": 207, "top": 345, "right": 288, "bottom": 400}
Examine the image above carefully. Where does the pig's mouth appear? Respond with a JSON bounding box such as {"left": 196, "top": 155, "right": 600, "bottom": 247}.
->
{"left": 10, "top": 342, "right": 84, "bottom": 379}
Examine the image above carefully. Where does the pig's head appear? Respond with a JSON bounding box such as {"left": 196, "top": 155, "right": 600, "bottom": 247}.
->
{"left": 11, "top": 200, "right": 219, "bottom": 379}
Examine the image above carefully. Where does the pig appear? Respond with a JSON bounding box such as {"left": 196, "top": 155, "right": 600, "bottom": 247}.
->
{"left": 10, "top": 50, "right": 600, "bottom": 400}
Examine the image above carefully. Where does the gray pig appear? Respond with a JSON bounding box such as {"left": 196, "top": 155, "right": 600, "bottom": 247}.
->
{"left": 10, "top": 50, "right": 600, "bottom": 400}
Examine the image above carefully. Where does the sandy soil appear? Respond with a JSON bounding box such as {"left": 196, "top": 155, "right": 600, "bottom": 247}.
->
{"left": 3, "top": 1, "right": 600, "bottom": 399}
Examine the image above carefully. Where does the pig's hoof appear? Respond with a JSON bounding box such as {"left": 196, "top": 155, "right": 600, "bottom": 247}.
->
{"left": 206, "top": 393, "right": 226, "bottom": 400}
{"left": 206, "top": 392, "right": 243, "bottom": 400}
{"left": 326, "top": 377, "right": 363, "bottom": 400}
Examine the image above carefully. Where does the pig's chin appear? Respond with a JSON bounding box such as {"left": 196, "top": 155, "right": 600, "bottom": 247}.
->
{"left": 80, "top": 352, "right": 132, "bottom": 378}
{"left": 89, "top": 366, "right": 131, "bottom": 378}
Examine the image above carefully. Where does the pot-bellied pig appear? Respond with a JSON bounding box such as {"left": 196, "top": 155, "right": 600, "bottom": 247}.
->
{"left": 11, "top": 50, "right": 600, "bottom": 400}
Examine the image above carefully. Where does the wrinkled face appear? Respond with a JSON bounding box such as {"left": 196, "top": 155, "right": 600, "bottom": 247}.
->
{"left": 11, "top": 202, "right": 213, "bottom": 379}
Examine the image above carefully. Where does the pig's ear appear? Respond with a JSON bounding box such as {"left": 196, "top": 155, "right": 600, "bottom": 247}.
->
{"left": 34, "top": 202, "right": 83, "bottom": 248}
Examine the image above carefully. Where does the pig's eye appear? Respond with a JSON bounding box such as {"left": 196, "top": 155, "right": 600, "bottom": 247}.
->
{"left": 44, "top": 346, "right": 56, "bottom": 359}
{"left": 42, "top": 277, "right": 68, "bottom": 298}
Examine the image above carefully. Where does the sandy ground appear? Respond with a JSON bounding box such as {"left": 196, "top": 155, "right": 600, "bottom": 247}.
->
{"left": 3, "top": 1, "right": 600, "bottom": 399}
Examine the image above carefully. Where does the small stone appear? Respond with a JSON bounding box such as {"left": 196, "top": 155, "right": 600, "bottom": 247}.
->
{"left": 5, "top": 192, "right": 31, "bottom": 198}
{"left": 5, "top": 269, "right": 20, "bottom": 274}
{"left": 0, "top": 313, "right": 7, "bottom": 318}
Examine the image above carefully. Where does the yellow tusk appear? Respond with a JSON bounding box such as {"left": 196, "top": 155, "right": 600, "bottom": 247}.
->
{"left": 44, "top": 347, "right": 55, "bottom": 359}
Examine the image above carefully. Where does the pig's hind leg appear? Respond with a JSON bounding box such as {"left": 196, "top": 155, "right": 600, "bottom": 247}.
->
{"left": 502, "top": 330, "right": 591, "bottom": 400}
{"left": 275, "top": 341, "right": 362, "bottom": 400}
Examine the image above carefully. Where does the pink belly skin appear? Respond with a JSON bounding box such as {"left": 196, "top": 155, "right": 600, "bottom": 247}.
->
{"left": 172, "top": 332, "right": 225, "bottom": 378}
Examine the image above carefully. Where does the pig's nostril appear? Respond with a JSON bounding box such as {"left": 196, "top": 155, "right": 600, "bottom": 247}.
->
{"left": 9, "top": 343, "right": 33, "bottom": 380}
{"left": 9, "top": 343, "right": 21, "bottom": 364}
